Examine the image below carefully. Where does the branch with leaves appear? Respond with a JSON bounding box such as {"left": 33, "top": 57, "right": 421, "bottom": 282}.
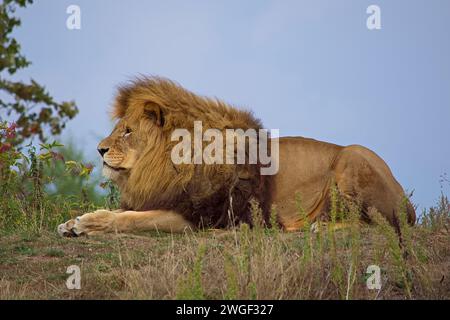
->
{"left": 0, "top": 0, "right": 78, "bottom": 146}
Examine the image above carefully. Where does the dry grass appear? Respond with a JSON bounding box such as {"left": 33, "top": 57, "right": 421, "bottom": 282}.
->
{"left": 0, "top": 196, "right": 449, "bottom": 300}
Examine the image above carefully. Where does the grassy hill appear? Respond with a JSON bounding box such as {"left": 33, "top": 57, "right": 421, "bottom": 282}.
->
{"left": 0, "top": 198, "right": 448, "bottom": 300}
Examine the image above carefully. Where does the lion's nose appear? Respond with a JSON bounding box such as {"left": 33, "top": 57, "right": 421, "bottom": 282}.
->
{"left": 98, "top": 148, "right": 109, "bottom": 157}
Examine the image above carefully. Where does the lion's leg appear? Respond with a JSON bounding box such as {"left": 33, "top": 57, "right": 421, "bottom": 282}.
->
{"left": 57, "top": 209, "right": 194, "bottom": 237}
{"left": 281, "top": 193, "right": 330, "bottom": 232}
{"left": 333, "top": 145, "right": 412, "bottom": 226}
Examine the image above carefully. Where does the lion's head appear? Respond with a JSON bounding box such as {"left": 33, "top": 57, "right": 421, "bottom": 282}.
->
{"left": 97, "top": 101, "right": 165, "bottom": 183}
{"left": 97, "top": 76, "right": 271, "bottom": 227}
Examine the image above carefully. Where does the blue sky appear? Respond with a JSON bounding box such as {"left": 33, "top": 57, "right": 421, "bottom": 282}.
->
{"left": 6, "top": 0, "right": 450, "bottom": 210}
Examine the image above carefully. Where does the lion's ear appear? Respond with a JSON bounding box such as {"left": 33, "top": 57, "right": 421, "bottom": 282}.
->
{"left": 144, "top": 102, "right": 165, "bottom": 127}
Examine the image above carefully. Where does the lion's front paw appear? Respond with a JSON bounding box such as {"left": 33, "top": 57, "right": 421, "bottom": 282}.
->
{"left": 57, "top": 217, "right": 84, "bottom": 237}
{"left": 57, "top": 210, "right": 116, "bottom": 237}
{"left": 310, "top": 221, "right": 328, "bottom": 234}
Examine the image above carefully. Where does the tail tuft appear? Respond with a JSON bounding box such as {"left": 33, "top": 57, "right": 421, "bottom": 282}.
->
{"left": 406, "top": 200, "right": 416, "bottom": 226}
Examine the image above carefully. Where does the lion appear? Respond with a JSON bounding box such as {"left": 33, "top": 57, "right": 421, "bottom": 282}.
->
{"left": 58, "top": 77, "right": 415, "bottom": 237}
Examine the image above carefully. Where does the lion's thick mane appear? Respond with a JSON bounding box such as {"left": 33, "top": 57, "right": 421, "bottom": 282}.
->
{"left": 112, "top": 77, "right": 272, "bottom": 228}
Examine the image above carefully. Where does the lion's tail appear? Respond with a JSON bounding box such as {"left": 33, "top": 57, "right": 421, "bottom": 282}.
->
{"left": 406, "top": 199, "right": 416, "bottom": 226}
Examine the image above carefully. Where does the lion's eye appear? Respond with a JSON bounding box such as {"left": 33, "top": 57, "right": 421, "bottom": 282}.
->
{"left": 124, "top": 127, "right": 132, "bottom": 137}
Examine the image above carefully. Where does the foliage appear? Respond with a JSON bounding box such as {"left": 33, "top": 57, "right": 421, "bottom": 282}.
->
{"left": 0, "top": 0, "right": 78, "bottom": 146}
{"left": 43, "top": 139, "right": 103, "bottom": 206}
{"left": 0, "top": 121, "right": 116, "bottom": 234}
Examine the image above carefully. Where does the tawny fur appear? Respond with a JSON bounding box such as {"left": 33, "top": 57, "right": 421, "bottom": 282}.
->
{"left": 59, "top": 76, "right": 415, "bottom": 237}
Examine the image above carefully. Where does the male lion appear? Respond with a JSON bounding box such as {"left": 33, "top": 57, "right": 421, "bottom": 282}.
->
{"left": 58, "top": 77, "right": 415, "bottom": 237}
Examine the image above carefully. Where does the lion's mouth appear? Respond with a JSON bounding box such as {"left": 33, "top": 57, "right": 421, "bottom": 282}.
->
{"left": 103, "top": 162, "right": 126, "bottom": 171}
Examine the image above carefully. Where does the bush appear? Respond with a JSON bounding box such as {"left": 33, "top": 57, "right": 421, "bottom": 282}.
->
{"left": 0, "top": 121, "right": 116, "bottom": 235}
